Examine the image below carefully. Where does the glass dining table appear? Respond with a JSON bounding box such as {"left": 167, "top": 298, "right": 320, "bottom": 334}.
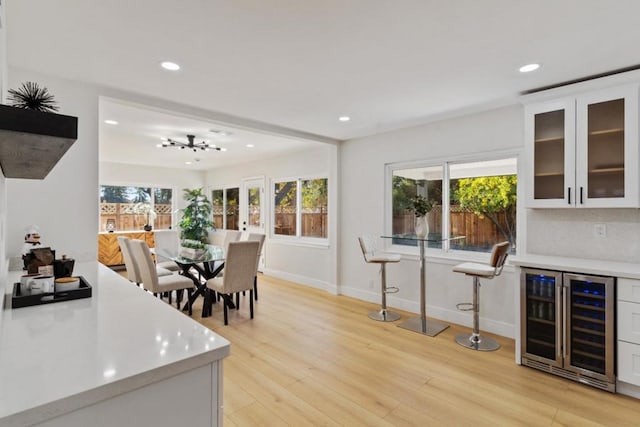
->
{"left": 381, "top": 233, "right": 465, "bottom": 337}
{"left": 156, "top": 245, "right": 225, "bottom": 318}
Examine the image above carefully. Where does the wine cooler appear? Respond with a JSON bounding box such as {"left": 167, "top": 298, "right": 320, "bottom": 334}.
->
{"left": 520, "top": 268, "right": 615, "bottom": 391}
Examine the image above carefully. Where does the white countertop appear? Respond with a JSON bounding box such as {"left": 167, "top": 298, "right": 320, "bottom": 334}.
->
{"left": 0, "top": 262, "right": 230, "bottom": 426}
{"left": 510, "top": 254, "right": 640, "bottom": 279}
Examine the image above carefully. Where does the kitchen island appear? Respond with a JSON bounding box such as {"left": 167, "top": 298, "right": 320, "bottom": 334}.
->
{"left": 0, "top": 262, "right": 230, "bottom": 427}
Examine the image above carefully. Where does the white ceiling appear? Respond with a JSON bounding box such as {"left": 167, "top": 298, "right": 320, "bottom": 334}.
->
{"left": 6, "top": 0, "right": 640, "bottom": 167}
{"left": 98, "top": 98, "right": 321, "bottom": 170}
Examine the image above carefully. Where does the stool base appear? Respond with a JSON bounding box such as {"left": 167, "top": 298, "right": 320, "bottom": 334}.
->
{"left": 368, "top": 309, "right": 400, "bottom": 322}
{"left": 455, "top": 333, "right": 500, "bottom": 351}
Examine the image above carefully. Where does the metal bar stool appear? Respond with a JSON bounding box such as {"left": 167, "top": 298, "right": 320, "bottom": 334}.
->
{"left": 358, "top": 236, "right": 401, "bottom": 322}
{"left": 453, "top": 241, "right": 510, "bottom": 351}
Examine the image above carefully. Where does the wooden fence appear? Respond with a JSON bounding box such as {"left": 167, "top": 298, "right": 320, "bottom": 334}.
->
{"left": 393, "top": 206, "right": 512, "bottom": 250}
{"left": 100, "top": 203, "right": 173, "bottom": 231}
{"left": 212, "top": 206, "right": 239, "bottom": 230}
{"left": 274, "top": 206, "right": 327, "bottom": 238}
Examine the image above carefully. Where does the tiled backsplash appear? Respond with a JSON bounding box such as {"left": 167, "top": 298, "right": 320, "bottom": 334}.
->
{"left": 527, "top": 209, "right": 640, "bottom": 263}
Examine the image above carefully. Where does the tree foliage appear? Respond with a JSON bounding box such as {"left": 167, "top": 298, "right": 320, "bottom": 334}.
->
{"left": 454, "top": 175, "right": 517, "bottom": 246}
{"left": 392, "top": 176, "right": 442, "bottom": 214}
{"left": 154, "top": 188, "right": 172, "bottom": 204}
{"left": 100, "top": 185, "right": 128, "bottom": 203}
{"left": 302, "top": 179, "right": 327, "bottom": 210}
{"left": 179, "top": 188, "right": 214, "bottom": 242}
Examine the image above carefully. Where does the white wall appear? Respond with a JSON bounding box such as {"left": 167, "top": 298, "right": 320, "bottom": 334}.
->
{"left": 339, "top": 105, "right": 524, "bottom": 338}
{"left": 100, "top": 161, "right": 205, "bottom": 229}
{"left": 6, "top": 68, "right": 100, "bottom": 264}
{"left": 205, "top": 145, "right": 339, "bottom": 291}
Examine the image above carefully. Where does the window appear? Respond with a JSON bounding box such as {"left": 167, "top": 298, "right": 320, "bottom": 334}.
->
{"left": 301, "top": 178, "right": 328, "bottom": 238}
{"left": 100, "top": 185, "right": 173, "bottom": 231}
{"left": 273, "top": 177, "right": 328, "bottom": 240}
{"left": 389, "top": 157, "right": 517, "bottom": 254}
{"left": 211, "top": 187, "right": 240, "bottom": 230}
{"left": 273, "top": 181, "right": 297, "bottom": 236}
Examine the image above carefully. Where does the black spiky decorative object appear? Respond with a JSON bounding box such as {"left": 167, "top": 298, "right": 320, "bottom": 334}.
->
{"left": 7, "top": 81, "right": 59, "bottom": 113}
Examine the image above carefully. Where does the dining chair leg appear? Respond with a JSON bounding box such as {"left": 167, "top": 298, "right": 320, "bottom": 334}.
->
{"left": 168, "top": 291, "right": 173, "bottom": 305}
{"left": 176, "top": 289, "right": 183, "bottom": 309}
{"left": 254, "top": 276, "right": 258, "bottom": 301}
{"left": 235, "top": 292, "right": 240, "bottom": 310}
{"left": 203, "top": 289, "right": 210, "bottom": 317}
{"left": 250, "top": 289, "right": 254, "bottom": 319}
{"left": 187, "top": 289, "right": 193, "bottom": 316}
{"left": 223, "top": 295, "right": 229, "bottom": 325}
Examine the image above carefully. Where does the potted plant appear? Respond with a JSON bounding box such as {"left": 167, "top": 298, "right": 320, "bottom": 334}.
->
{"left": 178, "top": 188, "right": 214, "bottom": 259}
{"left": 134, "top": 203, "right": 156, "bottom": 231}
{"left": 408, "top": 194, "right": 437, "bottom": 237}
{"left": 179, "top": 239, "right": 207, "bottom": 260}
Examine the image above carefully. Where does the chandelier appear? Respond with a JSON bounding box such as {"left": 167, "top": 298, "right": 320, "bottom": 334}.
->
{"left": 160, "top": 134, "right": 222, "bottom": 152}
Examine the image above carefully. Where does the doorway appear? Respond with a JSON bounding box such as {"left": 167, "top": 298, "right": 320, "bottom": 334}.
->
{"left": 242, "top": 177, "right": 266, "bottom": 270}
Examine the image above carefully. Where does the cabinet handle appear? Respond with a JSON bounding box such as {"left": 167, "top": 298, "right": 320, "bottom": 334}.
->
{"left": 556, "top": 282, "right": 562, "bottom": 361}
{"left": 562, "top": 285, "right": 568, "bottom": 360}
{"left": 567, "top": 187, "right": 571, "bottom": 205}
{"left": 580, "top": 187, "right": 584, "bottom": 204}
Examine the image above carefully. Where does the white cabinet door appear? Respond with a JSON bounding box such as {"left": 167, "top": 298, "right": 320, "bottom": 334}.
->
{"left": 576, "top": 84, "right": 639, "bottom": 208}
{"left": 618, "top": 341, "right": 640, "bottom": 386}
{"left": 618, "top": 301, "right": 640, "bottom": 344}
{"left": 525, "top": 98, "right": 575, "bottom": 208}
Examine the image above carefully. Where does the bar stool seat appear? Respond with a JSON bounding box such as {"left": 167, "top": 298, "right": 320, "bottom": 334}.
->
{"left": 358, "top": 235, "right": 401, "bottom": 322}
{"left": 453, "top": 241, "right": 510, "bottom": 351}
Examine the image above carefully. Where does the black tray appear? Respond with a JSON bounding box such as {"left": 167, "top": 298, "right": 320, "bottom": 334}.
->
{"left": 11, "top": 276, "right": 92, "bottom": 308}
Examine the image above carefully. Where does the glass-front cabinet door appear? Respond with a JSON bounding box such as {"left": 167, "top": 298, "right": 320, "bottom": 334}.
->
{"left": 525, "top": 99, "right": 575, "bottom": 208}
{"left": 525, "top": 83, "right": 639, "bottom": 208}
{"left": 576, "top": 85, "right": 639, "bottom": 208}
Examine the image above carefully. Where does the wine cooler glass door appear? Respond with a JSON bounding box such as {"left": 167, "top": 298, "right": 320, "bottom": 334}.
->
{"left": 521, "top": 269, "right": 562, "bottom": 366}
{"left": 563, "top": 273, "right": 615, "bottom": 382}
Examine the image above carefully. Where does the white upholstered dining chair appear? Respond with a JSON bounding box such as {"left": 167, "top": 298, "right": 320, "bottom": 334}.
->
{"left": 205, "top": 240, "right": 260, "bottom": 325}
{"left": 153, "top": 229, "right": 180, "bottom": 272}
{"left": 128, "top": 239, "right": 196, "bottom": 314}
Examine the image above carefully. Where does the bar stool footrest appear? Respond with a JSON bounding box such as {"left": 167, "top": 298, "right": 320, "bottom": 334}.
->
{"left": 456, "top": 302, "right": 474, "bottom": 311}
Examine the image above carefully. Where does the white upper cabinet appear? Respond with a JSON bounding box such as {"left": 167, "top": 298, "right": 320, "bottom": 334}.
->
{"left": 525, "top": 84, "right": 639, "bottom": 208}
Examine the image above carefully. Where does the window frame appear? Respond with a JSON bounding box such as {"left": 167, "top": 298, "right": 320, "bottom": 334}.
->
{"left": 270, "top": 174, "right": 329, "bottom": 245}
{"left": 385, "top": 150, "right": 519, "bottom": 261}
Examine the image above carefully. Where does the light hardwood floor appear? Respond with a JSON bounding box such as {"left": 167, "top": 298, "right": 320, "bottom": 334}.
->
{"left": 155, "top": 273, "right": 640, "bottom": 426}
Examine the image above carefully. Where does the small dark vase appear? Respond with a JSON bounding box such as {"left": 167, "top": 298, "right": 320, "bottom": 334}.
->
{"left": 143, "top": 225, "right": 152, "bottom": 232}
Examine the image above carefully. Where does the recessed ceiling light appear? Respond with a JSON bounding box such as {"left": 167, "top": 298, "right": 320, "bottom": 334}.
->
{"left": 185, "top": 161, "right": 192, "bottom": 165}
{"left": 519, "top": 63, "right": 540, "bottom": 73}
{"left": 220, "top": 148, "right": 228, "bottom": 152}
{"left": 156, "top": 144, "right": 163, "bottom": 148}
{"left": 161, "top": 61, "right": 181, "bottom": 71}
{"left": 338, "top": 116, "right": 351, "bottom": 122}
{"left": 104, "top": 120, "right": 118, "bottom": 125}
{"left": 246, "top": 144, "right": 255, "bottom": 148}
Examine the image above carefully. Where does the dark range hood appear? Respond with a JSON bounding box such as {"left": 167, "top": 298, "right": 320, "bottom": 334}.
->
{"left": 0, "top": 104, "right": 78, "bottom": 179}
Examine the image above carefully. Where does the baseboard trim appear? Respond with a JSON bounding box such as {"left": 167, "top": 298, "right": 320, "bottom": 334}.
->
{"left": 262, "top": 268, "right": 337, "bottom": 294}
